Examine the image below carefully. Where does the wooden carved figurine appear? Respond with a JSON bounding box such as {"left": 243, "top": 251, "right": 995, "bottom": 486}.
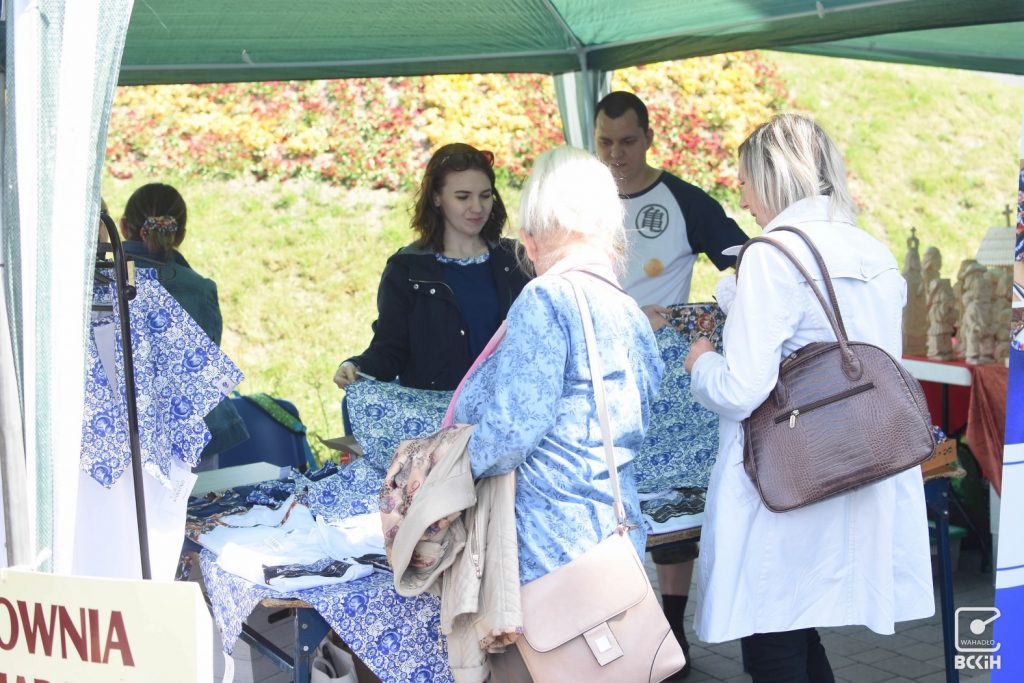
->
{"left": 953, "top": 258, "right": 979, "bottom": 348}
{"left": 901, "top": 228, "right": 927, "bottom": 356}
{"left": 922, "top": 246, "right": 942, "bottom": 294}
{"left": 960, "top": 261, "right": 994, "bottom": 364}
{"left": 990, "top": 267, "right": 1012, "bottom": 364}
{"left": 926, "top": 278, "right": 956, "bottom": 361}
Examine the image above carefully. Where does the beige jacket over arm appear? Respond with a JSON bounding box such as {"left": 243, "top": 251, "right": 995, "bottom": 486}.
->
{"left": 388, "top": 424, "right": 521, "bottom": 683}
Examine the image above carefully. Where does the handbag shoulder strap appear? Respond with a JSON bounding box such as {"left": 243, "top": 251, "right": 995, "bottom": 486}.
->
{"left": 737, "top": 226, "right": 849, "bottom": 340}
{"left": 736, "top": 228, "right": 864, "bottom": 380}
{"left": 772, "top": 226, "right": 849, "bottom": 339}
{"left": 565, "top": 276, "right": 628, "bottom": 527}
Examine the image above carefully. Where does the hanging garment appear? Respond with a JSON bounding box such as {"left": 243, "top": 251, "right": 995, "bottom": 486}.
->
{"left": 81, "top": 269, "right": 244, "bottom": 488}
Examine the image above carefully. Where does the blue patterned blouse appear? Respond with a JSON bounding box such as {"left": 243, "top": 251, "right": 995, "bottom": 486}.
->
{"left": 452, "top": 270, "right": 664, "bottom": 584}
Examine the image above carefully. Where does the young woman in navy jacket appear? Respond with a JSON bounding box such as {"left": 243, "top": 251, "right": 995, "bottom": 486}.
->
{"left": 334, "top": 144, "right": 530, "bottom": 391}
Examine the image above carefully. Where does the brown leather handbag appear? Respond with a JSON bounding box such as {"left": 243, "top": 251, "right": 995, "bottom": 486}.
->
{"left": 513, "top": 275, "right": 686, "bottom": 683}
{"left": 738, "top": 226, "right": 936, "bottom": 513}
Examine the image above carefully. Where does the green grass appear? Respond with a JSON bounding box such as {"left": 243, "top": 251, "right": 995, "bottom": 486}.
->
{"left": 102, "top": 53, "right": 1024, "bottom": 462}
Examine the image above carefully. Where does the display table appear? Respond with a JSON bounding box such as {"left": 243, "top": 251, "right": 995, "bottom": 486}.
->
{"left": 192, "top": 422, "right": 967, "bottom": 682}
{"left": 923, "top": 462, "right": 968, "bottom": 683}
{"left": 903, "top": 356, "right": 1009, "bottom": 683}
{"left": 196, "top": 526, "right": 699, "bottom": 683}
{"left": 903, "top": 355, "right": 1007, "bottom": 493}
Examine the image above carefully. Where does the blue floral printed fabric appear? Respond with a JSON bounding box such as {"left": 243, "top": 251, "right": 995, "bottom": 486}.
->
{"left": 80, "top": 270, "right": 244, "bottom": 488}
{"left": 633, "top": 323, "right": 723, "bottom": 493}
{"left": 343, "top": 380, "right": 451, "bottom": 472}
{"left": 247, "top": 475, "right": 302, "bottom": 507}
{"left": 307, "top": 457, "right": 387, "bottom": 522}
{"left": 453, "top": 275, "right": 663, "bottom": 584}
{"left": 186, "top": 476, "right": 300, "bottom": 538}
{"left": 200, "top": 551, "right": 453, "bottom": 682}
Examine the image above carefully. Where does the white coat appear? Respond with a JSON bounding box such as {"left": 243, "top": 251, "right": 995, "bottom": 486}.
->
{"left": 690, "top": 195, "right": 934, "bottom": 643}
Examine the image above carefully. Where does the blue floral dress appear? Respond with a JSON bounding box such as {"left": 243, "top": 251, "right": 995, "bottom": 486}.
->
{"left": 452, "top": 270, "right": 664, "bottom": 584}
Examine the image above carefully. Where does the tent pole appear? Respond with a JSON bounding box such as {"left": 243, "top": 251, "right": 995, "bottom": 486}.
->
{"left": 0, "top": 60, "right": 30, "bottom": 569}
{"left": 578, "top": 52, "right": 595, "bottom": 150}
{"left": 552, "top": 62, "right": 609, "bottom": 152}
{"left": 0, "top": 273, "right": 30, "bottom": 568}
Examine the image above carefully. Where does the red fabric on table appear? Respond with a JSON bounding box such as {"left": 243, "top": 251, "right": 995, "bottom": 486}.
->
{"left": 903, "top": 356, "right": 1008, "bottom": 494}
{"left": 905, "top": 355, "right": 972, "bottom": 435}
{"left": 965, "top": 364, "right": 1008, "bottom": 495}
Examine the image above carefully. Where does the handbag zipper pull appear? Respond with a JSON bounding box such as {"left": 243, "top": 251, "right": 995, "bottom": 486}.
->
{"left": 789, "top": 409, "right": 800, "bottom": 428}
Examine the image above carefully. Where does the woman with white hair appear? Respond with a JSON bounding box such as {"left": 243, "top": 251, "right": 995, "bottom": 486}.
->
{"left": 684, "top": 114, "right": 934, "bottom": 681}
{"left": 450, "top": 145, "right": 664, "bottom": 581}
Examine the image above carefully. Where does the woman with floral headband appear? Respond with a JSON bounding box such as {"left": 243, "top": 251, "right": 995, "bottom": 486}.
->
{"left": 120, "top": 182, "right": 222, "bottom": 344}
{"left": 119, "top": 182, "right": 247, "bottom": 460}
{"left": 334, "top": 143, "right": 531, "bottom": 391}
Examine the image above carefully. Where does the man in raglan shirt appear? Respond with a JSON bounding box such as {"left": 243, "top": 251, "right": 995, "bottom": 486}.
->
{"left": 595, "top": 91, "right": 748, "bottom": 680}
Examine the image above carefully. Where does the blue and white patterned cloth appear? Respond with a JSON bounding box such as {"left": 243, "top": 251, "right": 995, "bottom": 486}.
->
{"left": 343, "top": 379, "right": 451, "bottom": 472}
{"left": 200, "top": 551, "right": 453, "bottom": 683}
{"left": 319, "top": 380, "right": 450, "bottom": 523}
{"left": 633, "top": 326, "right": 721, "bottom": 493}
{"left": 335, "top": 309, "right": 719, "bottom": 516}
{"left": 81, "top": 270, "right": 244, "bottom": 488}
{"left": 308, "top": 457, "right": 388, "bottom": 522}
{"left": 453, "top": 274, "right": 664, "bottom": 584}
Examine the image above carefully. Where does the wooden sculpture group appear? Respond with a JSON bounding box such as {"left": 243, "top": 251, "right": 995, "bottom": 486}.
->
{"left": 902, "top": 228, "right": 1012, "bottom": 365}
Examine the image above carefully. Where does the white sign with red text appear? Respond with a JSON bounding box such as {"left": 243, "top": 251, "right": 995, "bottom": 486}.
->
{"left": 0, "top": 569, "right": 211, "bottom": 682}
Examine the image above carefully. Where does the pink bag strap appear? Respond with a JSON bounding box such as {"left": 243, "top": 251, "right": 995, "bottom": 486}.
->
{"left": 441, "top": 320, "right": 507, "bottom": 428}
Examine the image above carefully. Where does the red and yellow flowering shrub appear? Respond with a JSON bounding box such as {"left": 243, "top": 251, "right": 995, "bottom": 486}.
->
{"left": 107, "top": 79, "right": 429, "bottom": 189}
{"left": 105, "top": 52, "right": 788, "bottom": 196}
{"left": 419, "top": 73, "right": 565, "bottom": 188}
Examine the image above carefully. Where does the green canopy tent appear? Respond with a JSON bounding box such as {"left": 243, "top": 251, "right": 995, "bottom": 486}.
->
{"left": 116, "top": 0, "right": 1024, "bottom": 147}
{"left": 2, "top": 0, "right": 1022, "bottom": 575}
{"left": 118, "top": 0, "right": 1024, "bottom": 83}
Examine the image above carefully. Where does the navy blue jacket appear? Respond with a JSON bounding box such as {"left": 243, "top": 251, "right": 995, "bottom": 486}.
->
{"left": 348, "top": 238, "right": 530, "bottom": 390}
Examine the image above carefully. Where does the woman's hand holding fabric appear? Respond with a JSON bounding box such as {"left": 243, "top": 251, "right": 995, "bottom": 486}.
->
{"left": 684, "top": 337, "right": 714, "bottom": 374}
{"left": 333, "top": 361, "right": 359, "bottom": 389}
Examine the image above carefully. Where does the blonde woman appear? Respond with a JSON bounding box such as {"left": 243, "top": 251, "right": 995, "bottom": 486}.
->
{"left": 685, "top": 114, "right": 933, "bottom": 682}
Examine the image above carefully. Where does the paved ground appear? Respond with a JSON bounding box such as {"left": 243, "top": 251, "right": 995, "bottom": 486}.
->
{"left": 669, "top": 548, "right": 995, "bottom": 683}
{"left": 216, "top": 547, "right": 996, "bottom": 682}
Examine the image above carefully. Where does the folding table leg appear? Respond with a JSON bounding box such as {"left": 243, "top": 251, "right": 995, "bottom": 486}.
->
{"left": 926, "top": 478, "right": 959, "bottom": 683}
{"left": 294, "top": 607, "right": 332, "bottom": 683}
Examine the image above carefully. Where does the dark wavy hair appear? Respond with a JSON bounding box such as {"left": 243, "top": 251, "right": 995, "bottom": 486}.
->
{"left": 120, "top": 183, "right": 188, "bottom": 260}
{"left": 410, "top": 143, "right": 507, "bottom": 252}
